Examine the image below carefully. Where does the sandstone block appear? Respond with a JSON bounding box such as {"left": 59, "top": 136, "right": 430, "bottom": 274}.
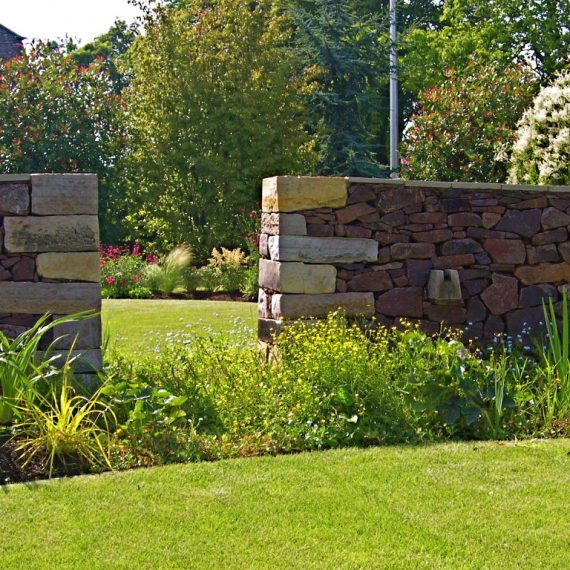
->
{"left": 52, "top": 316, "right": 102, "bottom": 349}
{"left": 406, "top": 260, "right": 433, "bottom": 287}
{"left": 348, "top": 185, "right": 376, "bottom": 204}
{"left": 261, "top": 213, "right": 307, "bottom": 236}
{"left": 31, "top": 174, "right": 98, "bottom": 215}
{"left": 268, "top": 236, "right": 378, "bottom": 264}
{"left": 272, "top": 292, "right": 375, "bottom": 319}
{"left": 336, "top": 202, "right": 376, "bottom": 224}
{"left": 432, "top": 254, "right": 475, "bottom": 269}
{"left": 347, "top": 270, "right": 392, "bottom": 292}
{"left": 559, "top": 242, "right": 570, "bottom": 262}
{"left": 0, "top": 183, "right": 29, "bottom": 215}
{"left": 375, "top": 287, "right": 423, "bottom": 318}
{"left": 423, "top": 304, "right": 467, "bottom": 324}
{"left": 412, "top": 229, "right": 453, "bottom": 243}
{"left": 483, "top": 239, "right": 526, "bottom": 264}
{"left": 481, "top": 274, "right": 518, "bottom": 315}
{"left": 409, "top": 212, "right": 446, "bottom": 224}
{"left": 532, "top": 228, "right": 567, "bottom": 245}
{"left": 259, "top": 259, "right": 336, "bottom": 294}
{"left": 541, "top": 207, "right": 570, "bottom": 230}
{"left": 0, "top": 282, "right": 101, "bottom": 314}
{"left": 258, "top": 318, "right": 284, "bottom": 343}
{"left": 390, "top": 242, "right": 435, "bottom": 260}
{"left": 38, "top": 349, "right": 103, "bottom": 373}
{"left": 258, "top": 289, "right": 272, "bottom": 319}
{"left": 377, "top": 186, "right": 424, "bottom": 213}
{"left": 506, "top": 307, "right": 545, "bottom": 335}
{"left": 448, "top": 212, "right": 482, "bottom": 227}
{"left": 519, "top": 284, "right": 558, "bottom": 308}
{"left": 441, "top": 239, "right": 483, "bottom": 256}
{"left": 262, "top": 176, "right": 347, "bottom": 213}
{"left": 515, "top": 263, "right": 570, "bottom": 285}
{"left": 526, "top": 244, "right": 559, "bottom": 265}
{"left": 482, "top": 212, "right": 501, "bottom": 228}
{"left": 37, "top": 252, "right": 100, "bottom": 282}
{"left": 496, "top": 209, "right": 541, "bottom": 237}
{"left": 4, "top": 216, "right": 99, "bottom": 252}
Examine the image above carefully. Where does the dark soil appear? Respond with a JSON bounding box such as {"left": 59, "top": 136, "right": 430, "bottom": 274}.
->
{"left": 0, "top": 440, "right": 46, "bottom": 485}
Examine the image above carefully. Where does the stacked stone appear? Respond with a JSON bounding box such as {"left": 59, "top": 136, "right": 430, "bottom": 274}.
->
{"left": 0, "top": 174, "right": 102, "bottom": 373}
{"left": 258, "top": 176, "right": 570, "bottom": 343}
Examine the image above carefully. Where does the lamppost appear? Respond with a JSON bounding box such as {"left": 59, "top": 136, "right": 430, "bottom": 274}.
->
{"left": 389, "top": 0, "right": 398, "bottom": 175}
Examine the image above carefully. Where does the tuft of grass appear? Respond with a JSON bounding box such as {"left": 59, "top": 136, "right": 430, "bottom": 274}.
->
{"left": 143, "top": 245, "right": 194, "bottom": 296}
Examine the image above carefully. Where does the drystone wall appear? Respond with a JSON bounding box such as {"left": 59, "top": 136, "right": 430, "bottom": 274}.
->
{"left": 258, "top": 176, "right": 570, "bottom": 344}
{"left": 0, "top": 174, "right": 102, "bottom": 372}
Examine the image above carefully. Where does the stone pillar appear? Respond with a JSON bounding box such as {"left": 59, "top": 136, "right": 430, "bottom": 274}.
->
{"left": 0, "top": 174, "right": 102, "bottom": 374}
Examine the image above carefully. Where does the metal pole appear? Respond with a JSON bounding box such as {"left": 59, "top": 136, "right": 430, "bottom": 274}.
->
{"left": 389, "top": 0, "right": 398, "bottom": 174}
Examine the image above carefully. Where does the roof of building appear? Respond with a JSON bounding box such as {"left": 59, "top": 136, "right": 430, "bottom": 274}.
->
{"left": 0, "top": 23, "right": 25, "bottom": 40}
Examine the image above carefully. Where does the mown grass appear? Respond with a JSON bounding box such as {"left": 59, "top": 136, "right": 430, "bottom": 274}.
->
{"left": 102, "top": 299, "right": 257, "bottom": 354}
{"left": 1, "top": 440, "right": 569, "bottom": 569}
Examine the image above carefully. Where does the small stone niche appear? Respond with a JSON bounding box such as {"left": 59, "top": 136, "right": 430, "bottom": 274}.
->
{"left": 427, "top": 269, "right": 462, "bottom": 305}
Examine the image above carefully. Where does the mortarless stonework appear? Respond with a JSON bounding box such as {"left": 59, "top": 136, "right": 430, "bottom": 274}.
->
{"left": 258, "top": 176, "right": 570, "bottom": 343}
{"left": 0, "top": 174, "right": 102, "bottom": 372}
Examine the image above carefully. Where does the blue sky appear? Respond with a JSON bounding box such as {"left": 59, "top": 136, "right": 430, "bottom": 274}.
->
{"left": 2, "top": 0, "right": 142, "bottom": 46}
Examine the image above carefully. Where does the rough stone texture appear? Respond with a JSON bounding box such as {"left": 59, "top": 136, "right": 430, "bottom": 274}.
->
{"left": 390, "top": 243, "right": 435, "bottom": 260}
{"left": 377, "top": 186, "right": 423, "bottom": 213}
{"left": 0, "top": 283, "right": 101, "bottom": 314}
{"left": 261, "top": 213, "right": 307, "bottom": 236}
{"left": 347, "top": 271, "right": 392, "bottom": 292}
{"left": 268, "top": 236, "right": 378, "bottom": 264}
{"left": 375, "top": 288, "right": 423, "bottom": 318}
{"left": 262, "top": 176, "right": 347, "bottom": 213}
{"left": 496, "top": 209, "right": 542, "bottom": 237}
{"left": 515, "top": 263, "right": 570, "bottom": 285}
{"left": 38, "top": 349, "right": 103, "bottom": 373}
{"left": 336, "top": 202, "right": 376, "bottom": 224}
{"left": 4, "top": 216, "right": 99, "bottom": 253}
{"left": 0, "top": 184, "right": 29, "bottom": 215}
{"left": 272, "top": 292, "right": 375, "bottom": 319}
{"left": 481, "top": 274, "right": 519, "bottom": 315}
{"left": 258, "top": 318, "right": 284, "bottom": 343}
{"left": 483, "top": 239, "right": 526, "bottom": 264}
{"left": 36, "top": 252, "right": 100, "bottom": 282}
{"left": 52, "top": 316, "right": 102, "bottom": 350}
{"left": 541, "top": 207, "right": 570, "bottom": 230}
{"left": 31, "top": 174, "right": 98, "bottom": 215}
{"left": 259, "top": 259, "right": 336, "bottom": 294}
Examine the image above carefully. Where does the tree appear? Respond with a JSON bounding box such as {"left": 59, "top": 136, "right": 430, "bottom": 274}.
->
{"left": 0, "top": 42, "right": 126, "bottom": 242}
{"left": 509, "top": 71, "right": 570, "bottom": 186}
{"left": 401, "top": 61, "right": 536, "bottom": 182}
{"left": 124, "top": 0, "right": 314, "bottom": 258}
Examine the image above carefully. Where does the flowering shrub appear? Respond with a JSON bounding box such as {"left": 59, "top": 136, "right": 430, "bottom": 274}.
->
{"left": 509, "top": 70, "right": 570, "bottom": 186}
{"left": 401, "top": 61, "right": 535, "bottom": 182}
{"left": 100, "top": 245, "right": 154, "bottom": 299}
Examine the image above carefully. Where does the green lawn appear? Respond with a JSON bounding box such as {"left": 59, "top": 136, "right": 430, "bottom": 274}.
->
{"left": 1, "top": 440, "right": 569, "bottom": 569}
{"left": 102, "top": 299, "right": 257, "bottom": 354}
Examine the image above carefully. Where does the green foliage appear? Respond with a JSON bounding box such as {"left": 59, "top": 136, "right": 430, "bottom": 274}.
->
{"left": 509, "top": 71, "right": 570, "bottom": 186}
{"left": 100, "top": 247, "right": 153, "bottom": 299}
{"left": 143, "top": 245, "right": 194, "bottom": 296}
{"left": 401, "top": 61, "right": 535, "bottom": 182}
{"left": 124, "top": 0, "right": 314, "bottom": 258}
{"left": 0, "top": 42, "right": 127, "bottom": 244}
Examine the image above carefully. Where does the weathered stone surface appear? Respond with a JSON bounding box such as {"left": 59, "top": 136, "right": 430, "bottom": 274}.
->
{"left": 506, "top": 307, "right": 545, "bottom": 335}
{"left": 526, "top": 244, "right": 559, "bottom": 265}
{"left": 463, "top": 279, "right": 490, "bottom": 296}
{"left": 532, "top": 227, "right": 567, "bottom": 245}
{"left": 409, "top": 212, "right": 446, "bottom": 224}
{"left": 336, "top": 202, "right": 376, "bottom": 224}
{"left": 481, "top": 274, "right": 518, "bottom": 315}
{"left": 0, "top": 184, "right": 29, "bottom": 215}
{"left": 390, "top": 242, "right": 435, "bottom": 260}
{"left": 448, "top": 213, "right": 482, "bottom": 227}
{"left": 38, "top": 349, "right": 103, "bottom": 373}
{"left": 348, "top": 271, "right": 392, "bottom": 292}
{"left": 482, "top": 212, "right": 502, "bottom": 228}
{"left": 423, "top": 304, "right": 467, "bottom": 324}
{"left": 412, "top": 229, "right": 453, "bottom": 243}
{"left": 262, "top": 176, "right": 347, "bottom": 212}
{"left": 441, "top": 239, "right": 482, "bottom": 255}
{"left": 348, "top": 185, "right": 376, "bottom": 204}
{"left": 483, "top": 239, "right": 526, "bottom": 264}
{"left": 440, "top": 198, "right": 470, "bottom": 212}
{"left": 467, "top": 297, "right": 487, "bottom": 322}
{"left": 432, "top": 254, "right": 475, "bottom": 269}
{"left": 496, "top": 209, "right": 541, "bottom": 237}
{"left": 268, "top": 236, "right": 378, "bottom": 263}
{"left": 377, "top": 186, "right": 423, "bottom": 213}
{"left": 31, "top": 174, "right": 98, "bottom": 215}
{"left": 375, "top": 287, "right": 423, "bottom": 318}
{"left": 4, "top": 216, "right": 99, "bottom": 252}
{"left": 259, "top": 259, "right": 336, "bottom": 294}
{"left": 0, "top": 283, "right": 101, "bottom": 314}
{"left": 52, "top": 316, "right": 102, "bottom": 349}
{"left": 11, "top": 257, "right": 36, "bottom": 281}
{"left": 512, "top": 196, "right": 548, "bottom": 210}
{"left": 406, "top": 260, "right": 433, "bottom": 287}
{"left": 258, "top": 318, "right": 284, "bottom": 343}
{"left": 36, "top": 252, "right": 102, "bottom": 282}
{"left": 259, "top": 233, "right": 269, "bottom": 257}
{"left": 307, "top": 224, "right": 334, "bottom": 237}
{"left": 541, "top": 207, "right": 570, "bottom": 230}
{"left": 515, "top": 263, "right": 570, "bottom": 285}
{"left": 559, "top": 242, "right": 570, "bottom": 262}
{"left": 427, "top": 269, "right": 462, "bottom": 303}
{"left": 258, "top": 289, "right": 272, "bottom": 319}
{"left": 261, "top": 213, "right": 307, "bottom": 236}
{"left": 272, "top": 292, "right": 375, "bottom": 319}
{"left": 345, "top": 225, "right": 373, "bottom": 239}
{"left": 484, "top": 315, "right": 504, "bottom": 338}
{"left": 0, "top": 266, "right": 10, "bottom": 281}
{"left": 519, "top": 284, "right": 558, "bottom": 308}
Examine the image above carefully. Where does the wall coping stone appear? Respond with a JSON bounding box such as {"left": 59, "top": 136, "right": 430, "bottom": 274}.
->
{"left": 0, "top": 174, "right": 31, "bottom": 183}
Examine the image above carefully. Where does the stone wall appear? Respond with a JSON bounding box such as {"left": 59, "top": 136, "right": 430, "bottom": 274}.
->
{"left": 0, "top": 174, "right": 102, "bottom": 372}
{"left": 258, "top": 176, "right": 570, "bottom": 343}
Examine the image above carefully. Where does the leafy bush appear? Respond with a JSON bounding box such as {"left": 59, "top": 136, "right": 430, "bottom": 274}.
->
{"left": 100, "top": 245, "right": 153, "bottom": 299}
{"left": 509, "top": 70, "right": 570, "bottom": 185}
{"left": 143, "top": 245, "right": 193, "bottom": 296}
{"left": 401, "top": 61, "right": 535, "bottom": 182}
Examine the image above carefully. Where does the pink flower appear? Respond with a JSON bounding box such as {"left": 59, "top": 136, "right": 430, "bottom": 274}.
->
{"left": 105, "top": 276, "right": 116, "bottom": 285}
{"left": 132, "top": 274, "right": 141, "bottom": 282}
{"left": 146, "top": 254, "right": 158, "bottom": 265}
{"left": 120, "top": 278, "right": 127, "bottom": 287}
{"left": 132, "top": 244, "right": 142, "bottom": 256}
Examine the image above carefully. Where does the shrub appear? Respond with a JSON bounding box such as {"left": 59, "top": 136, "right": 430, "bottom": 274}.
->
{"left": 143, "top": 245, "right": 193, "bottom": 296}
{"left": 509, "top": 70, "right": 570, "bottom": 185}
{"left": 100, "top": 245, "right": 153, "bottom": 299}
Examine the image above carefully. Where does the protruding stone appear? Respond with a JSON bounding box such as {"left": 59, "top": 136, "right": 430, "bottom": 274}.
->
{"left": 259, "top": 259, "right": 336, "bottom": 294}
{"left": 427, "top": 269, "right": 462, "bottom": 304}
{"left": 390, "top": 243, "right": 435, "bottom": 260}
{"left": 496, "top": 209, "right": 541, "bottom": 237}
{"left": 377, "top": 186, "right": 424, "bottom": 213}
{"left": 375, "top": 287, "right": 423, "bottom": 318}
{"left": 0, "top": 283, "right": 101, "bottom": 314}
{"left": 260, "top": 213, "right": 307, "bottom": 236}
{"left": 31, "top": 174, "right": 98, "bottom": 215}
{"left": 347, "top": 271, "right": 392, "bottom": 292}
{"left": 541, "top": 207, "right": 570, "bottom": 230}
{"left": 36, "top": 252, "right": 100, "bottom": 282}
{"left": 4, "top": 216, "right": 99, "bottom": 252}
{"left": 483, "top": 239, "right": 526, "bottom": 264}
{"left": 268, "top": 236, "right": 378, "bottom": 264}
{"left": 515, "top": 263, "right": 570, "bottom": 285}
{"left": 272, "top": 292, "right": 375, "bottom": 319}
{"left": 0, "top": 184, "right": 29, "bottom": 215}
{"left": 481, "top": 274, "right": 518, "bottom": 315}
{"left": 262, "top": 176, "right": 347, "bottom": 213}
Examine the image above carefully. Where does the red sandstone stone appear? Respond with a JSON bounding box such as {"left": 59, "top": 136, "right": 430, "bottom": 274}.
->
{"left": 406, "top": 259, "right": 433, "bottom": 287}
{"left": 559, "top": 242, "right": 570, "bottom": 262}
{"left": 307, "top": 224, "right": 334, "bottom": 237}
{"left": 377, "top": 187, "right": 423, "bottom": 213}
{"left": 463, "top": 279, "right": 489, "bottom": 296}
{"left": 496, "top": 209, "right": 541, "bottom": 237}
{"left": 541, "top": 207, "right": 570, "bottom": 230}
{"left": 432, "top": 254, "right": 475, "bottom": 269}
{"left": 375, "top": 287, "right": 423, "bottom": 318}
{"left": 483, "top": 239, "right": 526, "bottom": 264}
{"left": 447, "top": 212, "right": 482, "bottom": 227}
{"left": 335, "top": 224, "right": 346, "bottom": 237}
{"left": 441, "top": 198, "right": 470, "bottom": 212}
{"left": 515, "top": 263, "right": 570, "bottom": 285}
{"left": 348, "top": 185, "right": 376, "bottom": 204}
{"left": 401, "top": 224, "right": 433, "bottom": 232}
{"left": 482, "top": 212, "right": 502, "bottom": 228}
{"left": 467, "top": 297, "right": 487, "bottom": 322}
{"left": 375, "top": 232, "right": 409, "bottom": 246}
{"left": 412, "top": 229, "right": 453, "bottom": 243}
{"left": 377, "top": 247, "right": 391, "bottom": 264}
{"left": 526, "top": 244, "right": 559, "bottom": 265}
{"left": 345, "top": 225, "right": 372, "bottom": 239}
{"left": 441, "top": 239, "right": 483, "bottom": 256}
{"left": 423, "top": 304, "right": 467, "bottom": 324}
{"left": 336, "top": 278, "right": 348, "bottom": 293}
{"left": 358, "top": 211, "right": 381, "bottom": 223}
{"left": 481, "top": 274, "right": 518, "bottom": 315}
{"left": 12, "top": 256, "right": 35, "bottom": 281}
{"left": 471, "top": 198, "right": 498, "bottom": 207}
{"left": 348, "top": 271, "right": 392, "bottom": 292}
{"left": 393, "top": 275, "right": 409, "bottom": 287}
{"left": 0, "top": 267, "right": 10, "bottom": 281}
{"left": 519, "top": 284, "right": 558, "bottom": 308}
{"left": 381, "top": 211, "right": 406, "bottom": 226}
{"left": 460, "top": 268, "right": 491, "bottom": 280}
{"left": 511, "top": 197, "right": 548, "bottom": 210}
{"left": 390, "top": 242, "right": 435, "bottom": 260}
{"left": 336, "top": 202, "right": 376, "bottom": 224}
{"left": 532, "top": 227, "right": 568, "bottom": 245}
{"left": 409, "top": 212, "right": 446, "bottom": 224}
